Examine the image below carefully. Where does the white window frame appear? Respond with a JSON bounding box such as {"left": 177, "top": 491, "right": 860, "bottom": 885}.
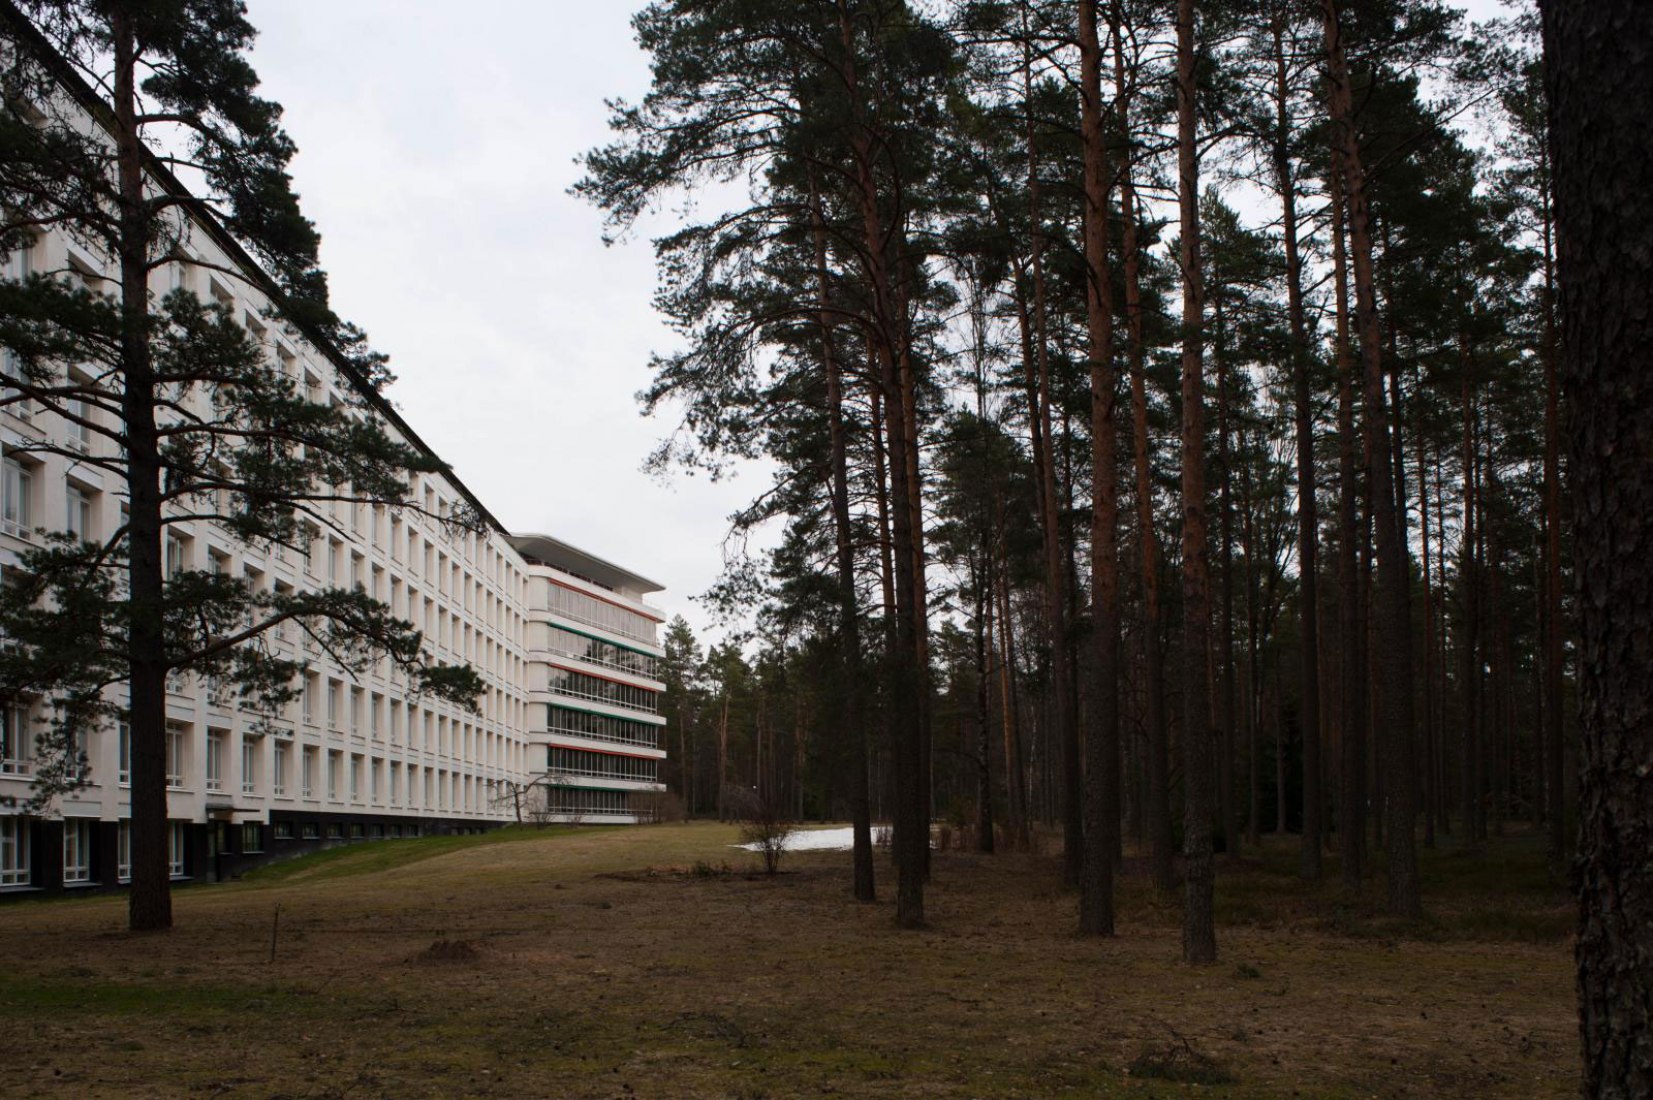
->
{"left": 165, "top": 722, "right": 187, "bottom": 788}
{"left": 0, "top": 817, "right": 30, "bottom": 886}
{"left": 205, "top": 730, "right": 224, "bottom": 792}
{"left": 0, "top": 703, "right": 31, "bottom": 775}
{"left": 65, "top": 484, "right": 92, "bottom": 540}
{"left": 2, "top": 457, "right": 33, "bottom": 537}
{"left": 61, "top": 818, "right": 92, "bottom": 884}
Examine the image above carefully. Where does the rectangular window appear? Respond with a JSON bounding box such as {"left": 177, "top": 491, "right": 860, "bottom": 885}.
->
{"left": 205, "top": 730, "right": 224, "bottom": 792}
{"left": 64, "top": 395, "right": 91, "bottom": 451}
{"left": 1, "top": 817, "right": 30, "bottom": 886}
{"left": 327, "top": 681, "right": 339, "bottom": 730}
{"left": 241, "top": 737, "right": 256, "bottom": 795}
{"left": 241, "top": 822, "right": 262, "bottom": 853}
{"left": 273, "top": 821, "right": 294, "bottom": 840}
{"left": 61, "top": 819, "right": 92, "bottom": 884}
{"left": 168, "top": 821, "right": 186, "bottom": 877}
{"left": 272, "top": 742, "right": 288, "bottom": 797}
{"left": 118, "top": 722, "right": 130, "bottom": 784}
{"left": 65, "top": 485, "right": 92, "bottom": 541}
{"left": 166, "top": 722, "right": 187, "bottom": 787}
{"left": 348, "top": 754, "right": 359, "bottom": 801}
{"left": 1, "top": 703, "right": 32, "bottom": 775}
{"left": 117, "top": 820, "right": 131, "bottom": 881}
{"left": 165, "top": 534, "right": 187, "bottom": 578}
{"left": 2, "top": 458, "right": 33, "bottom": 536}
{"left": 326, "top": 751, "right": 339, "bottom": 801}
{"left": 301, "top": 747, "right": 315, "bottom": 799}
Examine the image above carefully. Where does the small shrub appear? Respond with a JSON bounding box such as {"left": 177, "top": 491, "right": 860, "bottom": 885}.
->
{"left": 1232, "top": 962, "right": 1262, "bottom": 980}
{"left": 730, "top": 785, "right": 791, "bottom": 875}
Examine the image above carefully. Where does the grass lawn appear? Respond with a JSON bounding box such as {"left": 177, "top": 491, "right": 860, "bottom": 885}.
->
{"left": 0, "top": 823, "right": 1577, "bottom": 1098}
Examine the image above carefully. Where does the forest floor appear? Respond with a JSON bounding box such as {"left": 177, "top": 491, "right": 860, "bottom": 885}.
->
{"left": 0, "top": 822, "right": 1577, "bottom": 1098}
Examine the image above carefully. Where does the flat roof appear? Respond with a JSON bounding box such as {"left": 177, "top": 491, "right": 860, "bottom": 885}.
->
{"left": 508, "top": 533, "right": 665, "bottom": 596}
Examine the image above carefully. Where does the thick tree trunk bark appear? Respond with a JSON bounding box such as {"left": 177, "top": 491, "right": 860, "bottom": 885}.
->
{"left": 1542, "top": 4, "right": 1653, "bottom": 1090}
{"left": 1322, "top": 0, "right": 1419, "bottom": 918}
{"left": 1077, "top": 0, "right": 1120, "bottom": 936}
{"left": 113, "top": 14, "right": 171, "bottom": 934}
{"left": 1176, "top": 0, "right": 1216, "bottom": 964}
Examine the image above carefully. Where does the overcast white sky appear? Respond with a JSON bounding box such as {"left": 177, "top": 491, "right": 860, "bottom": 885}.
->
{"left": 243, "top": 2, "right": 755, "bottom": 644}
{"left": 243, "top": 0, "right": 1512, "bottom": 646}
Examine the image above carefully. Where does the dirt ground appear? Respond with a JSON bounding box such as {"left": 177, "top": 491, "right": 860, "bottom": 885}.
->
{"left": 0, "top": 823, "right": 1577, "bottom": 1098}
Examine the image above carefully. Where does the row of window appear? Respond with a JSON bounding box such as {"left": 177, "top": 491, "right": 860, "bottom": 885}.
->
{"left": 546, "top": 706, "right": 660, "bottom": 750}
{"left": 546, "top": 668, "right": 658, "bottom": 715}
{"left": 271, "top": 820, "right": 423, "bottom": 842}
{"left": 546, "top": 583, "right": 658, "bottom": 646}
{"left": 0, "top": 817, "right": 189, "bottom": 888}
{"left": 0, "top": 815, "right": 451, "bottom": 889}
{"left": 2, "top": 714, "right": 509, "bottom": 815}
{"left": 547, "top": 746, "right": 659, "bottom": 784}
{"left": 545, "top": 787, "right": 637, "bottom": 818}
{"left": 545, "top": 626, "right": 660, "bottom": 681}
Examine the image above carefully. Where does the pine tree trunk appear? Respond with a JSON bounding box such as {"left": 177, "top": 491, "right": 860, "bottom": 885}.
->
{"left": 1016, "top": 32, "right": 1081, "bottom": 886}
{"left": 112, "top": 13, "right": 172, "bottom": 934}
{"left": 1077, "top": 0, "right": 1120, "bottom": 935}
{"left": 976, "top": 559, "right": 996, "bottom": 854}
{"left": 834, "top": 8, "right": 926, "bottom": 921}
{"left": 1417, "top": 416, "right": 1437, "bottom": 849}
{"left": 995, "top": 559, "right": 1029, "bottom": 848}
{"left": 1111, "top": 13, "right": 1175, "bottom": 891}
{"left": 810, "top": 184, "right": 875, "bottom": 902}
{"left": 1269, "top": 8, "right": 1322, "bottom": 880}
{"left": 1543, "top": 4, "right": 1653, "bottom": 1090}
{"left": 1176, "top": 0, "right": 1216, "bottom": 963}
{"left": 1458, "top": 372, "right": 1482, "bottom": 843}
{"left": 1537, "top": 138, "right": 1567, "bottom": 873}
{"left": 1331, "top": 155, "right": 1366, "bottom": 887}
{"left": 1217, "top": 358, "right": 1239, "bottom": 853}
{"left": 1322, "top": 0, "right": 1419, "bottom": 918}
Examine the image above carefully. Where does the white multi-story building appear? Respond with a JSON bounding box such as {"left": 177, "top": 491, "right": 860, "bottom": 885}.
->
{"left": 0, "top": 49, "right": 666, "bottom": 899}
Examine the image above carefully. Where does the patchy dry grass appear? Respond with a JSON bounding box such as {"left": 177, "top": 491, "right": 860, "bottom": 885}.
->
{"left": 0, "top": 823, "right": 1576, "bottom": 1098}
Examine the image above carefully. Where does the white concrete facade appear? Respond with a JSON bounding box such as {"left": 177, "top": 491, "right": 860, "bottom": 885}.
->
{"left": 0, "top": 70, "right": 665, "bottom": 895}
